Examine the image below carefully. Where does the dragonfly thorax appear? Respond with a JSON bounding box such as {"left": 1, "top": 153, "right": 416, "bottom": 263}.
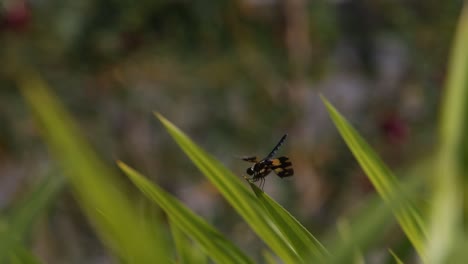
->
{"left": 246, "top": 161, "right": 270, "bottom": 177}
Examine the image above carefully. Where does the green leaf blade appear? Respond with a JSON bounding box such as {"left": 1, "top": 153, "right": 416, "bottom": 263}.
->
{"left": 155, "top": 113, "right": 301, "bottom": 263}
{"left": 427, "top": 4, "right": 468, "bottom": 264}
{"left": 170, "top": 219, "right": 195, "bottom": 264}
{"left": 389, "top": 249, "right": 404, "bottom": 264}
{"left": 321, "top": 96, "right": 427, "bottom": 261}
{"left": 248, "top": 182, "right": 328, "bottom": 261}
{"left": 0, "top": 172, "right": 64, "bottom": 263}
{"left": 20, "top": 74, "right": 169, "bottom": 263}
{"left": 118, "top": 161, "right": 253, "bottom": 264}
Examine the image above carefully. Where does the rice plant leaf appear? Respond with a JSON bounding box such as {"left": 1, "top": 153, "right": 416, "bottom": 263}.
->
{"left": 155, "top": 113, "right": 301, "bottom": 263}
{"left": 169, "top": 218, "right": 195, "bottom": 264}
{"left": 248, "top": 182, "right": 328, "bottom": 261}
{"left": 20, "top": 73, "right": 169, "bottom": 263}
{"left": 389, "top": 249, "right": 404, "bottom": 264}
{"left": 324, "top": 158, "right": 430, "bottom": 264}
{"left": 170, "top": 218, "right": 209, "bottom": 264}
{"left": 118, "top": 161, "right": 253, "bottom": 264}
{"left": 262, "top": 250, "right": 278, "bottom": 264}
{"left": 427, "top": 4, "right": 468, "bottom": 263}
{"left": 321, "top": 96, "right": 427, "bottom": 261}
{"left": 0, "top": 171, "right": 64, "bottom": 263}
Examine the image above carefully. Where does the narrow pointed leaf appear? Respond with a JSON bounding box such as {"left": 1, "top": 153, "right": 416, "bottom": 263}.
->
{"left": 118, "top": 161, "right": 253, "bottom": 264}
{"left": 427, "top": 4, "right": 468, "bottom": 263}
{"left": 0, "top": 172, "right": 64, "bottom": 263}
{"left": 322, "top": 96, "right": 427, "bottom": 260}
{"left": 324, "top": 159, "right": 429, "bottom": 264}
{"left": 389, "top": 249, "right": 404, "bottom": 264}
{"left": 20, "top": 73, "right": 169, "bottom": 263}
{"left": 263, "top": 250, "right": 278, "bottom": 264}
{"left": 155, "top": 113, "right": 301, "bottom": 263}
{"left": 248, "top": 182, "right": 328, "bottom": 261}
{"left": 170, "top": 218, "right": 195, "bottom": 264}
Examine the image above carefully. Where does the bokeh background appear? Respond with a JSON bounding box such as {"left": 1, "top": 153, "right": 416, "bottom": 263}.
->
{"left": 0, "top": 0, "right": 464, "bottom": 263}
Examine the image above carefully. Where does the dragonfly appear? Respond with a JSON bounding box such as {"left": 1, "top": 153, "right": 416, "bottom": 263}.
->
{"left": 242, "top": 134, "right": 294, "bottom": 190}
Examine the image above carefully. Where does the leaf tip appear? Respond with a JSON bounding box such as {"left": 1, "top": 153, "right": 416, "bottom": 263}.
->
{"left": 116, "top": 159, "right": 124, "bottom": 167}
{"left": 153, "top": 112, "right": 174, "bottom": 131}
{"left": 153, "top": 112, "right": 166, "bottom": 122}
{"left": 318, "top": 93, "right": 326, "bottom": 101}
{"left": 116, "top": 160, "right": 130, "bottom": 173}
{"left": 319, "top": 94, "right": 332, "bottom": 108}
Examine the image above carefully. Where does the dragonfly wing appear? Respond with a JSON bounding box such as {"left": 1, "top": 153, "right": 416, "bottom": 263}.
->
{"left": 269, "top": 156, "right": 294, "bottom": 178}
{"left": 242, "top": 156, "right": 259, "bottom": 163}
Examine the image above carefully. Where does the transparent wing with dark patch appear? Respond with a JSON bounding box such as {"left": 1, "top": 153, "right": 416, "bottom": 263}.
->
{"left": 269, "top": 156, "right": 294, "bottom": 178}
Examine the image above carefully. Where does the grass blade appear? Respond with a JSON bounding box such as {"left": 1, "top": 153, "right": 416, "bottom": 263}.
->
{"left": 321, "top": 96, "right": 427, "bottom": 261}
{"left": 427, "top": 4, "right": 468, "bottom": 263}
{"left": 170, "top": 218, "right": 195, "bottom": 264}
{"left": 155, "top": 113, "right": 301, "bottom": 263}
{"left": 324, "top": 158, "right": 429, "bottom": 264}
{"left": 170, "top": 218, "right": 209, "bottom": 264}
{"left": 118, "top": 161, "right": 253, "bottom": 264}
{"left": 19, "top": 73, "right": 169, "bottom": 263}
{"left": 248, "top": 182, "right": 328, "bottom": 261}
{"left": 389, "top": 249, "right": 404, "bottom": 264}
{"left": 0, "top": 171, "right": 64, "bottom": 263}
{"left": 262, "top": 250, "right": 278, "bottom": 264}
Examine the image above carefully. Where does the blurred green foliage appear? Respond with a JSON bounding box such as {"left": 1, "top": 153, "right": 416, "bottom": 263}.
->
{"left": 0, "top": 0, "right": 466, "bottom": 263}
